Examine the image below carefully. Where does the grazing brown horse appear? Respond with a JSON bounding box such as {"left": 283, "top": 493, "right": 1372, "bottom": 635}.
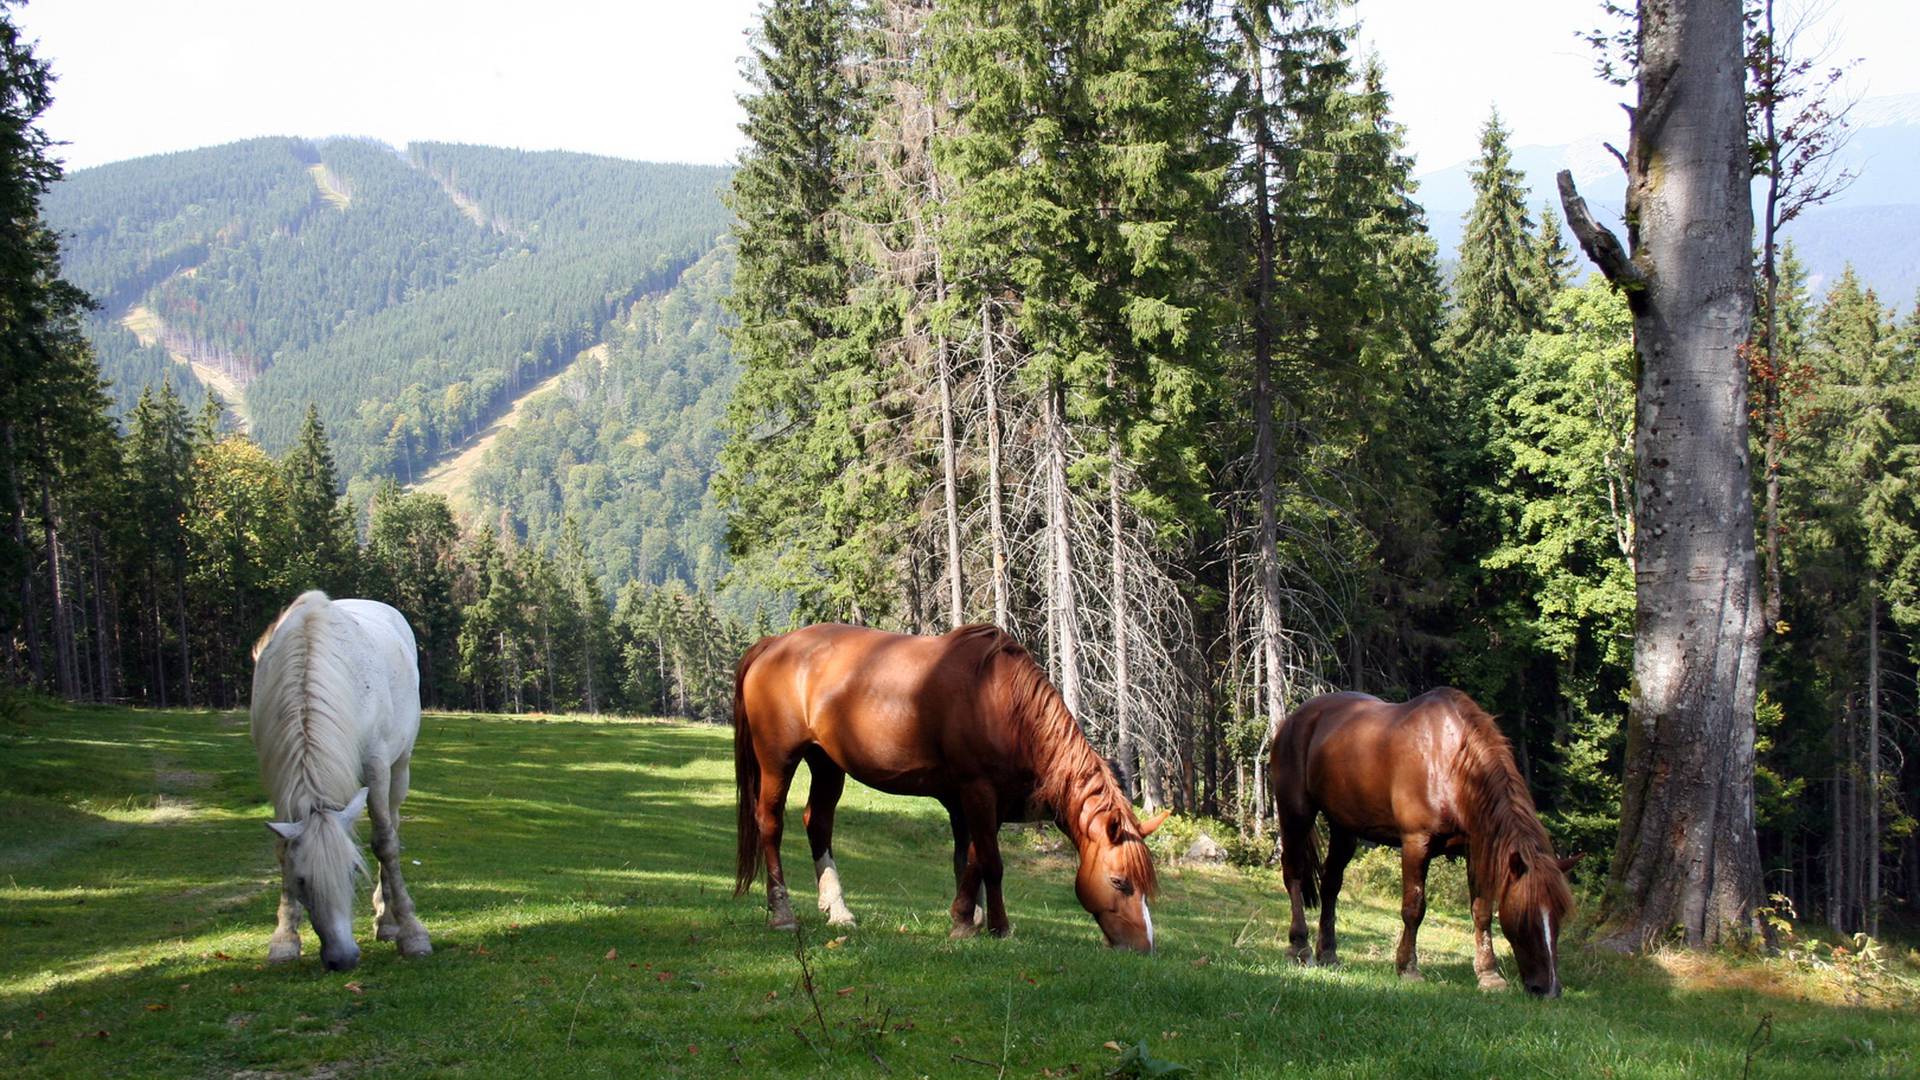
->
{"left": 1269, "top": 688, "right": 1580, "bottom": 996}
{"left": 732, "top": 623, "right": 1167, "bottom": 951}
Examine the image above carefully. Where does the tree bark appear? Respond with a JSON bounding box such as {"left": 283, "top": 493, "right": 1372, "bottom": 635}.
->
{"left": 7, "top": 424, "right": 44, "bottom": 687}
{"left": 1243, "top": 14, "right": 1290, "bottom": 791}
{"left": 1866, "top": 591, "right": 1880, "bottom": 937}
{"left": 1558, "top": 0, "right": 1767, "bottom": 949}
{"left": 982, "top": 302, "right": 1011, "bottom": 629}
{"left": 38, "top": 469, "right": 78, "bottom": 699}
{"left": 1108, "top": 390, "right": 1139, "bottom": 801}
{"left": 1045, "top": 377, "right": 1084, "bottom": 715}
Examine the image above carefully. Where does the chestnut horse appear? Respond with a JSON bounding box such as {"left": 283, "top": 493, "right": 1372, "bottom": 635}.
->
{"left": 732, "top": 623, "right": 1167, "bottom": 951}
{"left": 1269, "top": 688, "right": 1579, "bottom": 996}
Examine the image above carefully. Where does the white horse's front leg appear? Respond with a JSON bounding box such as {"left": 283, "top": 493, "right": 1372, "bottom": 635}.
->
{"left": 368, "top": 755, "right": 431, "bottom": 957}
{"left": 268, "top": 838, "right": 303, "bottom": 963}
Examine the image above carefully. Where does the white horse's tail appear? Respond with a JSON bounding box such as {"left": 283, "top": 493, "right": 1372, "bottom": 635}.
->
{"left": 251, "top": 591, "right": 365, "bottom": 818}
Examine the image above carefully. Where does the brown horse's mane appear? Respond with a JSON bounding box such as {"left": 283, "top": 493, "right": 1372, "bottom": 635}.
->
{"left": 946, "top": 624, "right": 1158, "bottom": 898}
{"left": 1441, "top": 690, "right": 1572, "bottom": 920}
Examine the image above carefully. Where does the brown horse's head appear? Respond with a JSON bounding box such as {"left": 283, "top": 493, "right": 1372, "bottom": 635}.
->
{"left": 1496, "top": 851, "right": 1582, "bottom": 997}
{"left": 1073, "top": 808, "right": 1168, "bottom": 952}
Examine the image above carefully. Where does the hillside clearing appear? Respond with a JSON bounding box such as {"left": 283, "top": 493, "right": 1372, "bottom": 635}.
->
{"left": 413, "top": 344, "right": 608, "bottom": 509}
{"left": 307, "top": 164, "right": 351, "bottom": 210}
{"left": 0, "top": 703, "right": 1912, "bottom": 1078}
{"left": 120, "top": 305, "right": 252, "bottom": 432}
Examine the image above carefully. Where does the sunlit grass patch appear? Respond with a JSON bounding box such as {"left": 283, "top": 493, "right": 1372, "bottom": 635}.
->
{"left": 0, "top": 702, "right": 1913, "bottom": 1078}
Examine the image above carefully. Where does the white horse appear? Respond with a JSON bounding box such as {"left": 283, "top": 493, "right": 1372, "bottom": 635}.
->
{"left": 251, "top": 591, "right": 431, "bottom": 971}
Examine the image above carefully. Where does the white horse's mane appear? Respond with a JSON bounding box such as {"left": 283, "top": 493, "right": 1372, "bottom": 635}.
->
{"left": 253, "top": 591, "right": 366, "bottom": 821}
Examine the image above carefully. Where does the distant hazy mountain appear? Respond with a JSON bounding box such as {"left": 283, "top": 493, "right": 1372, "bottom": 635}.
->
{"left": 1415, "top": 93, "right": 1920, "bottom": 302}
{"left": 45, "top": 138, "right": 731, "bottom": 482}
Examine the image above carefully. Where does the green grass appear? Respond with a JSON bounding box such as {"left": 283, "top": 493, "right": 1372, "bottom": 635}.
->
{"left": 0, "top": 702, "right": 1913, "bottom": 1078}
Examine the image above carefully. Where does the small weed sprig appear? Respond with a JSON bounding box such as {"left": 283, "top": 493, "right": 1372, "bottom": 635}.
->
{"left": 789, "top": 914, "right": 830, "bottom": 1044}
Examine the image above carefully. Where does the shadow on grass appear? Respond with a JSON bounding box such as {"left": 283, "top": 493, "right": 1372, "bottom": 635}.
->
{"left": 0, "top": 706, "right": 1912, "bottom": 1079}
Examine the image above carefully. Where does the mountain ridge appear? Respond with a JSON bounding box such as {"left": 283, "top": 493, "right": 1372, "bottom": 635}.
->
{"left": 1415, "top": 92, "right": 1920, "bottom": 299}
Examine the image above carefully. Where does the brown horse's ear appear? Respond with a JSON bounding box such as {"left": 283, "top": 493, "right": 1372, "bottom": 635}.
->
{"left": 1139, "top": 809, "right": 1170, "bottom": 838}
{"left": 1556, "top": 853, "right": 1587, "bottom": 874}
{"left": 1104, "top": 813, "right": 1124, "bottom": 845}
{"left": 1509, "top": 850, "right": 1530, "bottom": 879}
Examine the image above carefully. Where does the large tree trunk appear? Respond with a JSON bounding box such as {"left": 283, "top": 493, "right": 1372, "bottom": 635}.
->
{"left": 1559, "top": 0, "right": 1766, "bottom": 949}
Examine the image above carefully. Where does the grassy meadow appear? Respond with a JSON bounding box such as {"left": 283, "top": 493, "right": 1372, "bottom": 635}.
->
{"left": 1, "top": 702, "right": 1914, "bottom": 1078}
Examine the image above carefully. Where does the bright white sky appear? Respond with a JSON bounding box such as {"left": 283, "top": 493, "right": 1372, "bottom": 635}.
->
{"left": 16, "top": 0, "right": 1920, "bottom": 176}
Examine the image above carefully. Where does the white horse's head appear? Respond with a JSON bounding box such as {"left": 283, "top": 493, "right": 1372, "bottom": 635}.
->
{"left": 267, "top": 787, "right": 369, "bottom": 971}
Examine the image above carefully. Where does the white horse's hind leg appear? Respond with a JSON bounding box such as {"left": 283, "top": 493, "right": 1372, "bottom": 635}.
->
{"left": 268, "top": 839, "right": 302, "bottom": 962}
{"left": 369, "top": 755, "right": 431, "bottom": 958}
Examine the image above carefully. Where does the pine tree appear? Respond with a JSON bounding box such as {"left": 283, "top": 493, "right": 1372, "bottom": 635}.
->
{"left": 124, "top": 380, "right": 196, "bottom": 704}
{"left": 1530, "top": 203, "right": 1577, "bottom": 303}
{"left": 364, "top": 482, "right": 460, "bottom": 706}
{"left": 0, "top": 1, "right": 116, "bottom": 696}
{"left": 557, "top": 516, "right": 613, "bottom": 713}
{"left": 281, "top": 403, "right": 359, "bottom": 594}
{"left": 1447, "top": 111, "right": 1545, "bottom": 360}
{"left": 718, "top": 0, "right": 887, "bottom": 620}
{"left": 1483, "top": 279, "right": 1636, "bottom": 853}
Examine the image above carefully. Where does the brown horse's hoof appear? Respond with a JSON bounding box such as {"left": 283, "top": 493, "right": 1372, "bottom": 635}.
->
{"left": 1314, "top": 952, "right": 1340, "bottom": 968}
{"left": 769, "top": 914, "right": 798, "bottom": 932}
{"left": 1399, "top": 966, "right": 1424, "bottom": 982}
{"left": 1477, "top": 973, "right": 1508, "bottom": 992}
{"left": 989, "top": 924, "right": 1013, "bottom": 939}
{"left": 949, "top": 920, "right": 980, "bottom": 940}
{"left": 1287, "top": 947, "right": 1311, "bottom": 966}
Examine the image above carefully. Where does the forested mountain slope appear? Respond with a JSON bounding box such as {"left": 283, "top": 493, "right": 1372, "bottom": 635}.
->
{"left": 44, "top": 138, "right": 731, "bottom": 478}
{"left": 459, "top": 244, "right": 741, "bottom": 604}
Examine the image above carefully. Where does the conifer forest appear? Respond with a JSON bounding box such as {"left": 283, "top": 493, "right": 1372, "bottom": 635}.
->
{"left": 6, "top": 0, "right": 1918, "bottom": 952}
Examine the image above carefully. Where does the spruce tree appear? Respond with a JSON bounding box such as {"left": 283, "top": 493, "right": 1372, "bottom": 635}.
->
{"left": 0, "top": 1, "right": 116, "bottom": 695}
{"left": 124, "top": 380, "right": 196, "bottom": 704}
{"left": 1447, "top": 110, "right": 1545, "bottom": 358}
{"left": 718, "top": 0, "right": 882, "bottom": 619}
{"left": 282, "top": 403, "right": 358, "bottom": 594}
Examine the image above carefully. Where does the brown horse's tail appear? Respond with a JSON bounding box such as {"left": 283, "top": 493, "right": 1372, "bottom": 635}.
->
{"left": 1293, "top": 828, "right": 1323, "bottom": 909}
{"left": 732, "top": 637, "right": 775, "bottom": 898}
{"left": 1269, "top": 727, "right": 1323, "bottom": 909}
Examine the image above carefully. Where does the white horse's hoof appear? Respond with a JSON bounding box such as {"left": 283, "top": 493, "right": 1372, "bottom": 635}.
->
{"left": 397, "top": 931, "right": 432, "bottom": 958}
{"left": 825, "top": 910, "right": 857, "bottom": 928}
{"left": 267, "top": 936, "right": 301, "bottom": 963}
{"left": 375, "top": 921, "right": 401, "bottom": 942}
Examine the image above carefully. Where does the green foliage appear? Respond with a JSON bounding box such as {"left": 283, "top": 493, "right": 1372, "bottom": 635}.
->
{"left": 44, "top": 137, "right": 731, "bottom": 477}
{"left": 717, "top": 0, "right": 883, "bottom": 620}
{"left": 464, "top": 246, "right": 745, "bottom": 608}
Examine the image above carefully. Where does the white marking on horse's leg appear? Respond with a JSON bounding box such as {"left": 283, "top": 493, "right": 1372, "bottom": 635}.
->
{"left": 816, "top": 853, "right": 855, "bottom": 926}
{"left": 1542, "top": 904, "right": 1558, "bottom": 995}
{"left": 1142, "top": 898, "right": 1154, "bottom": 951}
